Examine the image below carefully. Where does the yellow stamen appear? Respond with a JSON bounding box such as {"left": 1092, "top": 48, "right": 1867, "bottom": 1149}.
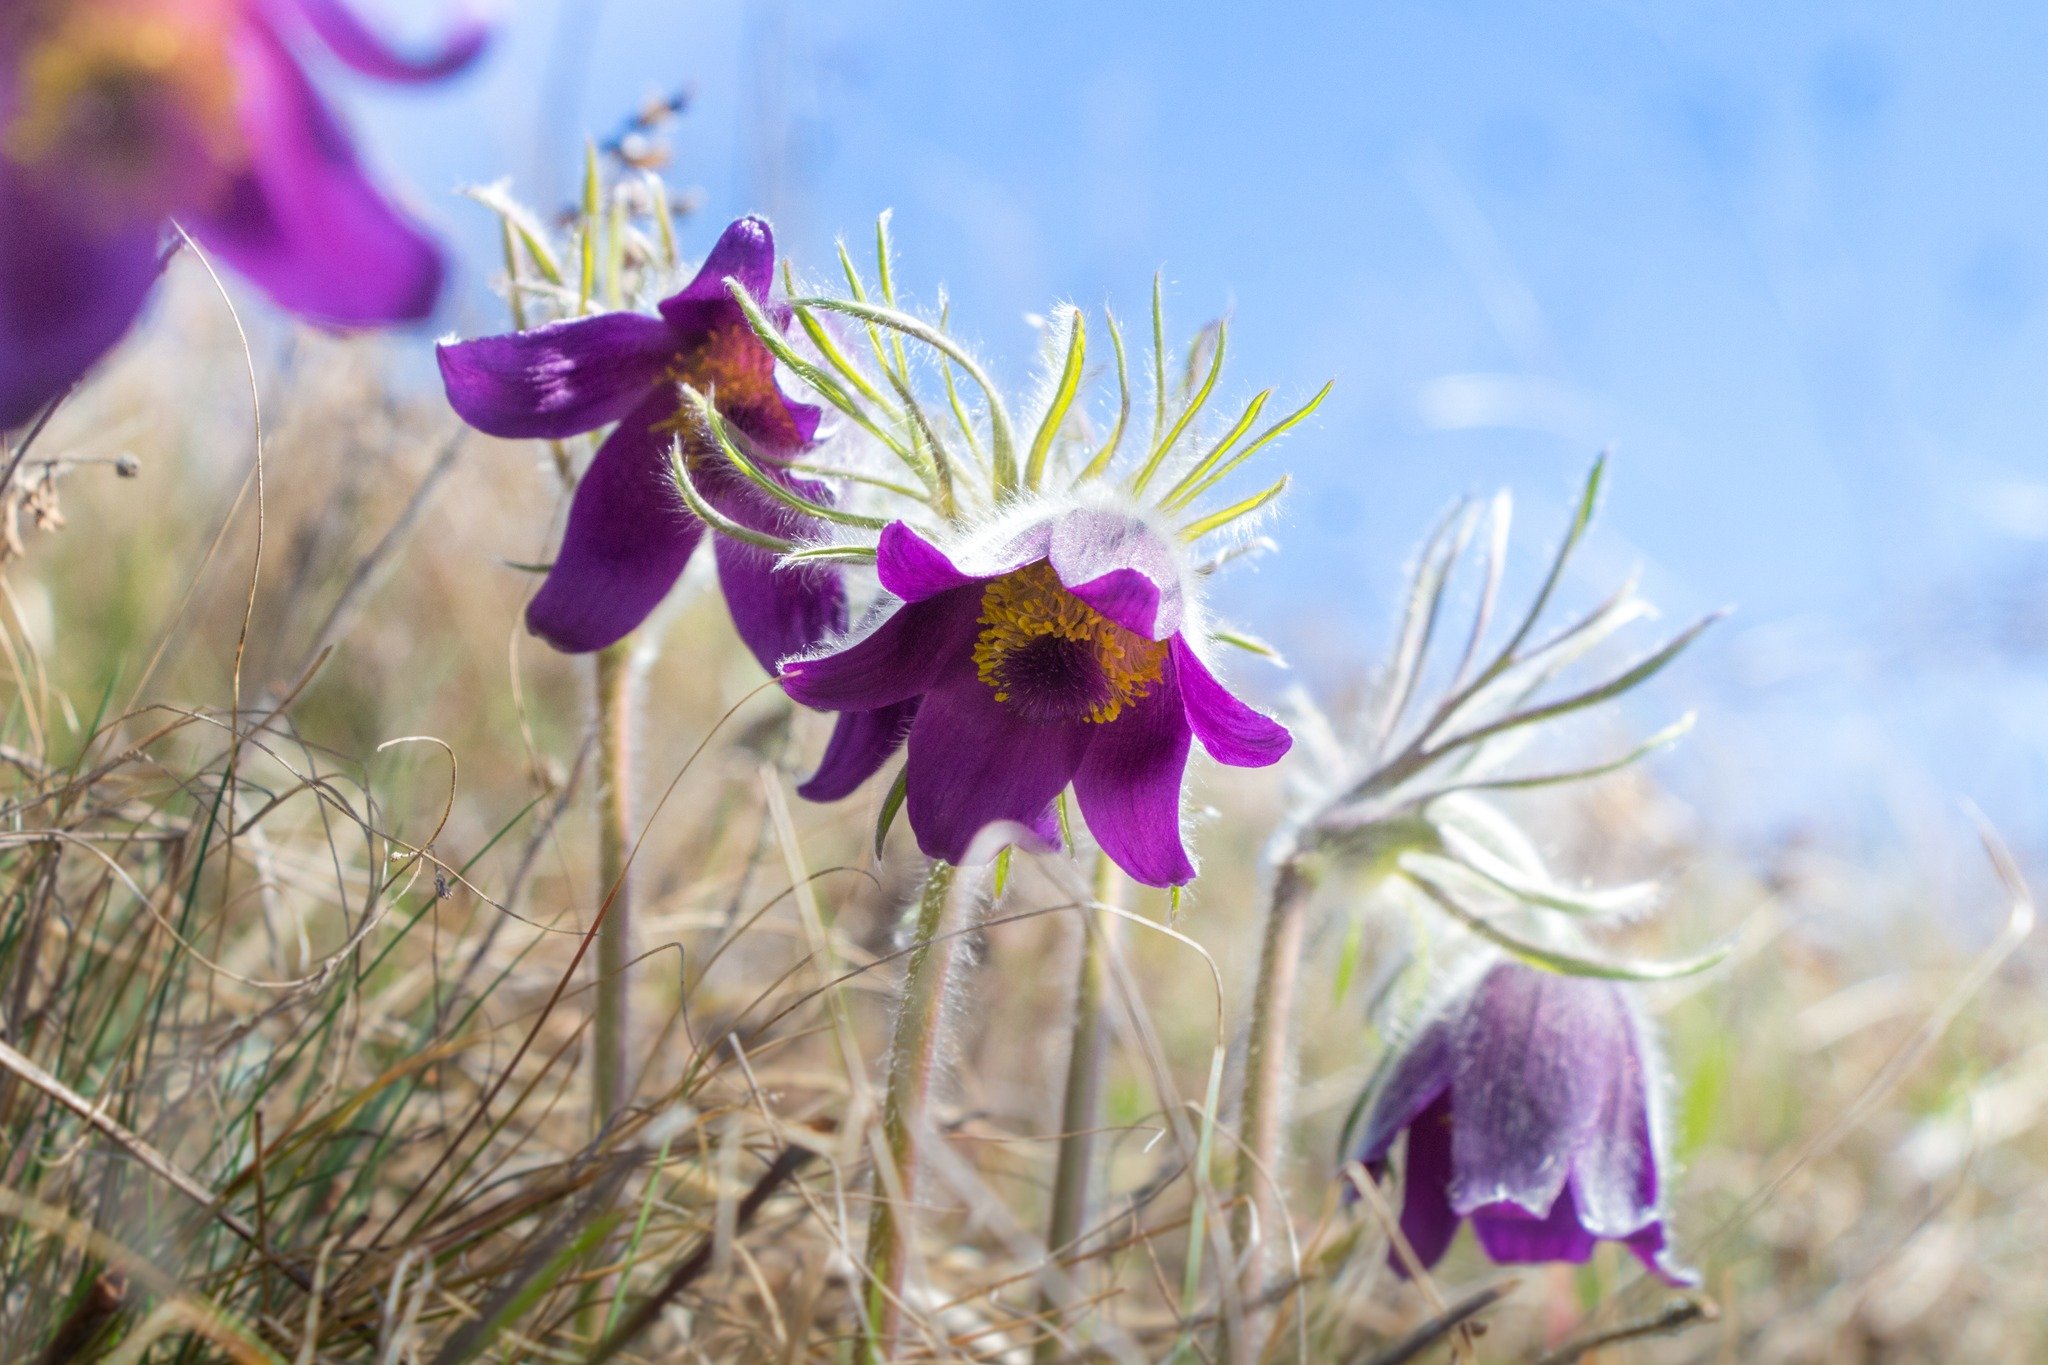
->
{"left": 973, "top": 562, "right": 1165, "bottom": 724}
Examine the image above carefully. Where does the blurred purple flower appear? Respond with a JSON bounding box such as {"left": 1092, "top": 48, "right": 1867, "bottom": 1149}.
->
{"left": 780, "top": 506, "right": 1291, "bottom": 887}
{"left": 438, "top": 215, "right": 841, "bottom": 666}
{"left": 1350, "top": 959, "right": 1694, "bottom": 1284}
{"left": 0, "top": 0, "right": 489, "bottom": 427}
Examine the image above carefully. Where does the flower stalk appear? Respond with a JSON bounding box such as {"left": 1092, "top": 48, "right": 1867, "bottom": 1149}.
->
{"left": 1230, "top": 856, "right": 1315, "bottom": 1351}
{"left": 863, "top": 860, "right": 963, "bottom": 1361}
{"left": 1036, "top": 854, "right": 1124, "bottom": 1360}
{"left": 591, "top": 638, "right": 635, "bottom": 1127}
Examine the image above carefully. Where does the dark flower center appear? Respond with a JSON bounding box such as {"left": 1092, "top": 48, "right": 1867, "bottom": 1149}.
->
{"left": 6, "top": 8, "right": 241, "bottom": 215}
{"left": 653, "top": 324, "right": 778, "bottom": 456}
{"left": 674, "top": 323, "right": 765, "bottom": 396}
{"left": 973, "top": 563, "right": 1165, "bottom": 724}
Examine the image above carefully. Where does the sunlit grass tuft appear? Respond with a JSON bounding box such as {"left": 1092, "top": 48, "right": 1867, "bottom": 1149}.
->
{"left": 0, "top": 292, "right": 2040, "bottom": 1361}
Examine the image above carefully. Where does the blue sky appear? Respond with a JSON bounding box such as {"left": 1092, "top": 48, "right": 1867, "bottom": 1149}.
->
{"left": 337, "top": 0, "right": 2048, "bottom": 867}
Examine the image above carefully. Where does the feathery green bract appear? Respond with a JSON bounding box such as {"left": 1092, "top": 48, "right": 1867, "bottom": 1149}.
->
{"left": 1025, "top": 307, "right": 1086, "bottom": 488}
{"left": 1179, "top": 474, "right": 1287, "bottom": 540}
{"left": 1149, "top": 271, "right": 1168, "bottom": 447}
{"left": 934, "top": 294, "right": 989, "bottom": 470}
{"left": 794, "top": 294, "right": 1021, "bottom": 497}
{"left": 646, "top": 172, "right": 679, "bottom": 268}
{"left": 1290, "top": 456, "right": 1729, "bottom": 989}
{"left": 666, "top": 439, "right": 798, "bottom": 553}
{"left": 786, "top": 287, "right": 896, "bottom": 411}
{"left": 877, "top": 354, "right": 960, "bottom": 519}
{"left": 462, "top": 181, "right": 565, "bottom": 286}
{"left": 1162, "top": 380, "right": 1333, "bottom": 511}
{"left": 1157, "top": 388, "right": 1270, "bottom": 506}
{"left": 874, "top": 210, "right": 918, "bottom": 388}
{"left": 1404, "top": 871, "right": 1732, "bottom": 982}
{"left": 741, "top": 224, "right": 1326, "bottom": 563}
{"left": 683, "top": 386, "right": 892, "bottom": 532}
{"left": 1131, "top": 318, "right": 1226, "bottom": 495}
{"left": 1076, "top": 307, "right": 1132, "bottom": 482}
{"left": 578, "top": 141, "right": 601, "bottom": 312}
{"left": 875, "top": 767, "right": 910, "bottom": 858}
{"left": 726, "top": 282, "right": 925, "bottom": 479}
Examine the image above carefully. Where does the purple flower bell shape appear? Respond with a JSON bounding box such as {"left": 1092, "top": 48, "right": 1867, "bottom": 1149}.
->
{"left": 779, "top": 503, "right": 1292, "bottom": 888}
{"left": 0, "top": 0, "right": 490, "bottom": 427}
{"left": 437, "top": 215, "right": 844, "bottom": 669}
{"left": 1349, "top": 958, "right": 1694, "bottom": 1284}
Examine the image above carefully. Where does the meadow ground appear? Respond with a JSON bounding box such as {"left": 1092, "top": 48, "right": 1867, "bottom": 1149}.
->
{"left": 0, "top": 284, "right": 2040, "bottom": 1363}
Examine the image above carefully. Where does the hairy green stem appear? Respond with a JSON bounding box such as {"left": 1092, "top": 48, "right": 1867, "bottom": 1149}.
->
{"left": 862, "top": 861, "right": 961, "bottom": 1361}
{"left": 591, "top": 640, "right": 635, "bottom": 1128}
{"left": 1035, "top": 856, "right": 1123, "bottom": 1360}
{"left": 1230, "top": 859, "right": 1314, "bottom": 1359}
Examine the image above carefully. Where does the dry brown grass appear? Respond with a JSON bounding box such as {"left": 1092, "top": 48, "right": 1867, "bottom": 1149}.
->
{"left": 0, "top": 278, "right": 2040, "bottom": 1363}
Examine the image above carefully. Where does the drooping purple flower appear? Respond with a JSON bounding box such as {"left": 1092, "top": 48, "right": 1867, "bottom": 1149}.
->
{"left": 437, "top": 215, "right": 842, "bottom": 666}
{"left": 1349, "top": 959, "right": 1694, "bottom": 1284}
{"left": 779, "top": 505, "right": 1292, "bottom": 888}
{"left": 0, "top": 0, "right": 489, "bottom": 428}
{"left": 443, "top": 215, "right": 865, "bottom": 797}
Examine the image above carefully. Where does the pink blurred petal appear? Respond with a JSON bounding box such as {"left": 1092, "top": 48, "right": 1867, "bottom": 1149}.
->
{"left": 188, "top": 15, "right": 442, "bottom": 325}
{"left": 281, "top": 0, "right": 490, "bottom": 84}
{"left": 0, "top": 167, "right": 161, "bottom": 428}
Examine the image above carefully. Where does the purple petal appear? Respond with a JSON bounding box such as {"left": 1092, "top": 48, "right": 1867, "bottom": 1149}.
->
{"left": 903, "top": 654, "right": 1094, "bottom": 865}
{"left": 1623, "top": 1221, "right": 1699, "bottom": 1287}
{"left": 526, "top": 396, "right": 700, "bottom": 652}
{"left": 189, "top": 16, "right": 441, "bottom": 325}
{"left": 1047, "top": 506, "right": 1185, "bottom": 639}
{"left": 664, "top": 215, "right": 779, "bottom": 313}
{"left": 780, "top": 588, "right": 982, "bottom": 713}
{"left": 1568, "top": 1008, "right": 1661, "bottom": 1241}
{"left": 1390, "top": 1094, "right": 1461, "bottom": 1273}
{"left": 700, "top": 463, "right": 847, "bottom": 671}
{"left": 876, "top": 521, "right": 984, "bottom": 601}
{"left": 1354, "top": 1013, "right": 1460, "bottom": 1168}
{"left": 875, "top": 517, "right": 1058, "bottom": 601}
{"left": 656, "top": 216, "right": 819, "bottom": 452}
{"left": 1448, "top": 964, "right": 1628, "bottom": 1220}
{"left": 1072, "top": 670, "right": 1194, "bottom": 887}
{"left": 1469, "top": 1185, "right": 1599, "bottom": 1266}
{"left": 684, "top": 320, "right": 820, "bottom": 452}
{"left": 0, "top": 168, "right": 161, "bottom": 428}
{"left": 1022, "top": 802, "right": 1063, "bottom": 850}
{"left": 1169, "top": 638, "right": 1291, "bottom": 768}
{"left": 704, "top": 484, "right": 839, "bottom": 677}
{"left": 437, "top": 312, "right": 676, "bottom": 439}
{"left": 716, "top": 533, "right": 846, "bottom": 674}
{"left": 797, "top": 701, "right": 919, "bottom": 803}
{"left": 283, "top": 0, "right": 491, "bottom": 83}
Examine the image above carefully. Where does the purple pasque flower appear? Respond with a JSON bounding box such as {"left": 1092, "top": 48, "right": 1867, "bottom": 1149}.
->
{"left": 0, "top": 0, "right": 488, "bottom": 427}
{"left": 437, "top": 215, "right": 841, "bottom": 667}
{"left": 779, "top": 502, "right": 1292, "bottom": 888}
{"left": 1349, "top": 958, "right": 1694, "bottom": 1284}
